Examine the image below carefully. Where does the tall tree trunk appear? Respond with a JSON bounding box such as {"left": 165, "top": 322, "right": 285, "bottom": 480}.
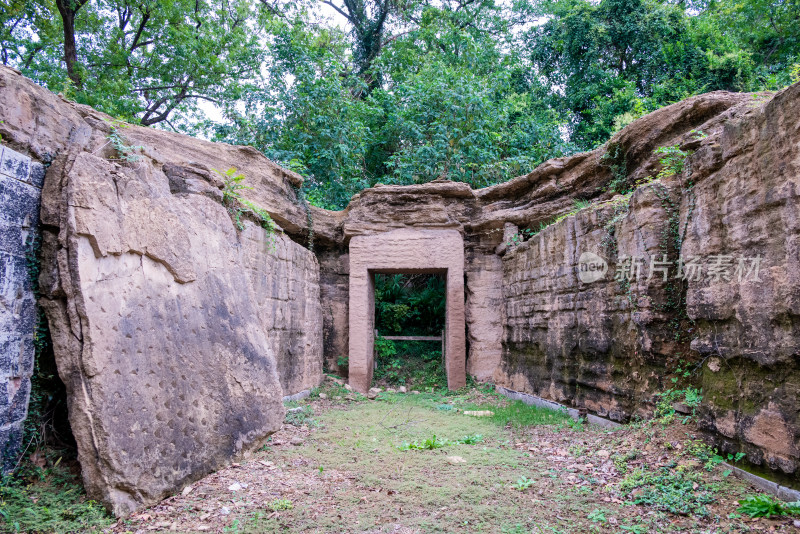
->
{"left": 55, "top": 0, "right": 89, "bottom": 89}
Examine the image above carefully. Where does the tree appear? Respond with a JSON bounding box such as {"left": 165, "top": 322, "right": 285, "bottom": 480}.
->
{"left": 524, "top": 0, "right": 799, "bottom": 150}
{"left": 55, "top": 0, "right": 90, "bottom": 88}
{"left": 2, "top": 0, "right": 265, "bottom": 127}
{"left": 211, "top": 1, "right": 573, "bottom": 208}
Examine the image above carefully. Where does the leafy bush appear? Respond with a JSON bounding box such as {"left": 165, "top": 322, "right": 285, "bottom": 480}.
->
{"left": 737, "top": 495, "right": 800, "bottom": 518}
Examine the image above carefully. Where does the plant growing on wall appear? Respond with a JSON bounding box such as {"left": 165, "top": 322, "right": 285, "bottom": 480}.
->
{"left": 216, "top": 167, "right": 277, "bottom": 250}
{"left": 104, "top": 119, "right": 143, "bottom": 162}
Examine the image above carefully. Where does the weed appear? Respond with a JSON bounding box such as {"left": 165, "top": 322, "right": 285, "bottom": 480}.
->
{"left": 0, "top": 452, "right": 112, "bottom": 533}
{"left": 458, "top": 434, "right": 483, "bottom": 445}
{"left": 689, "top": 129, "right": 708, "bottom": 140}
{"left": 397, "top": 435, "right": 447, "bottom": 451}
{"left": 587, "top": 508, "right": 607, "bottom": 523}
{"left": 216, "top": 167, "right": 277, "bottom": 249}
{"left": 654, "top": 145, "right": 689, "bottom": 181}
{"left": 511, "top": 476, "right": 535, "bottom": 491}
{"left": 267, "top": 498, "right": 293, "bottom": 511}
{"left": 284, "top": 406, "right": 315, "bottom": 427}
{"left": 103, "top": 118, "right": 143, "bottom": 162}
{"left": 573, "top": 198, "right": 591, "bottom": 211}
{"left": 620, "top": 467, "right": 716, "bottom": 516}
{"left": 612, "top": 449, "right": 640, "bottom": 474}
{"left": 737, "top": 495, "right": 800, "bottom": 518}
{"left": 601, "top": 141, "right": 630, "bottom": 194}
{"left": 619, "top": 524, "right": 648, "bottom": 533}
{"left": 654, "top": 387, "right": 702, "bottom": 419}
{"left": 566, "top": 416, "right": 587, "bottom": 431}
{"left": 373, "top": 338, "right": 446, "bottom": 389}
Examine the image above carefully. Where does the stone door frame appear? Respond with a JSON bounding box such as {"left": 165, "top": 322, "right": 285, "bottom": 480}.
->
{"left": 348, "top": 228, "right": 466, "bottom": 393}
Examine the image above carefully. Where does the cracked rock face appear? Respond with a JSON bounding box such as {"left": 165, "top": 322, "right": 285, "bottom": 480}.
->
{"left": 39, "top": 151, "right": 295, "bottom": 516}
{"left": 0, "top": 66, "right": 323, "bottom": 515}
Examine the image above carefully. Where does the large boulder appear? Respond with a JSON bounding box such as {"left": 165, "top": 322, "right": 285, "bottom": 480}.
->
{"left": 38, "top": 151, "right": 291, "bottom": 516}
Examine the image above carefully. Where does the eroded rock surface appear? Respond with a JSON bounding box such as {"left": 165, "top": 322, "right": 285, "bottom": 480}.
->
{"left": 0, "top": 66, "right": 322, "bottom": 515}
{"left": 497, "top": 83, "right": 800, "bottom": 478}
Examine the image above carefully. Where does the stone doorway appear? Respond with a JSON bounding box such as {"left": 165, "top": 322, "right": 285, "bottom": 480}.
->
{"left": 348, "top": 228, "right": 466, "bottom": 393}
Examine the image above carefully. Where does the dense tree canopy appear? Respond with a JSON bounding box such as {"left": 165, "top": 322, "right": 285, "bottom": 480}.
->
{"left": 2, "top": 0, "right": 798, "bottom": 208}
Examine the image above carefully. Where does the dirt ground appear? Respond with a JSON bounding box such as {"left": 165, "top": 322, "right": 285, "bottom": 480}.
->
{"left": 103, "top": 383, "right": 800, "bottom": 534}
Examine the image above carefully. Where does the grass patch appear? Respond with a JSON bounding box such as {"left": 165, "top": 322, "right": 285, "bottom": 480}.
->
{"left": 462, "top": 399, "right": 573, "bottom": 428}
{"left": 0, "top": 450, "right": 112, "bottom": 533}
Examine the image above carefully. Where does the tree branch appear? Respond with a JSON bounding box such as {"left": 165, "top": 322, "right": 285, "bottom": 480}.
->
{"left": 129, "top": 7, "right": 152, "bottom": 51}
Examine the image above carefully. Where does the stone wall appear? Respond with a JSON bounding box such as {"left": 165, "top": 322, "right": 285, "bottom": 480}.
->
{"left": 243, "top": 229, "right": 322, "bottom": 396}
{"left": 497, "top": 82, "right": 800, "bottom": 482}
{"left": 0, "top": 144, "right": 45, "bottom": 470}
{"left": 0, "top": 65, "right": 324, "bottom": 515}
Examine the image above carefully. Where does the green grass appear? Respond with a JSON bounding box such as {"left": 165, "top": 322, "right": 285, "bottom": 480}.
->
{"left": 0, "top": 451, "right": 112, "bottom": 533}
{"left": 96, "top": 387, "right": 770, "bottom": 533}
{"left": 462, "top": 399, "right": 573, "bottom": 428}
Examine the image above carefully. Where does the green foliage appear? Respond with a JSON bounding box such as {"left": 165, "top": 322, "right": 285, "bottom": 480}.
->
{"left": 458, "top": 434, "right": 484, "bottom": 445}
{"left": 372, "top": 273, "right": 448, "bottom": 388}
{"left": 526, "top": 0, "right": 799, "bottom": 150}
{"left": 654, "top": 145, "right": 690, "bottom": 181}
{"left": 619, "top": 467, "right": 717, "bottom": 516}
{"left": 397, "top": 435, "right": 447, "bottom": 451}
{"left": 104, "top": 119, "right": 143, "bottom": 162}
{"left": 587, "top": 508, "right": 607, "bottom": 523}
{"left": 511, "top": 476, "right": 535, "bottom": 491}
{"left": 566, "top": 416, "right": 587, "bottom": 431}
{"left": 4, "top": 0, "right": 797, "bottom": 208}
{"left": 209, "top": 2, "right": 575, "bottom": 209}
{"left": 216, "top": 167, "right": 277, "bottom": 248}
{"left": 374, "top": 341, "right": 445, "bottom": 389}
{"left": 613, "top": 449, "right": 641, "bottom": 474}
{"left": 737, "top": 495, "right": 800, "bottom": 518}
{"left": 397, "top": 432, "right": 485, "bottom": 451}
{"left": 375, "top": 274, "right": 445, "bottom": 336}
{"left": 1, "top": 0, "right": 264, "bottom": 127}
{"left": 0, "top": 453, "right": 112, "bottom": 533}
{"left": 463, "top": 400, "right": 572, "bottom": 428}
{"left": 284, "top": 406, "right": 315, "bottom": 427}
{"left": 267, "top": 498, "right": 293, "bottom": 512}
{"left": 654, "top": 387, "right": 703, "bottom": 419}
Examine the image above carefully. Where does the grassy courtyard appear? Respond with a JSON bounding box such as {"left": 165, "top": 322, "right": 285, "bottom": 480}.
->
{"left": 3, "top": 381, "right": 799, "bottom": 533}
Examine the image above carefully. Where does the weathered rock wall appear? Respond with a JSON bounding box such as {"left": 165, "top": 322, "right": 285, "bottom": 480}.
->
{"left": 497, "top": 82, "right": 800, "bottom": 482}
{"left": 243, "top": 228, "right": 322, "bottom": 396}
{"left": 0, "top": 144, "right": 45, "bottom": 470}
{"left": 684, "top": 84, "right": 800, "bottom": 478}
{"left": 497, "top": 182, "right": 684, "bottom": 420}
{"left": 0, "top": 66, "right": 323, "bottom": 515}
